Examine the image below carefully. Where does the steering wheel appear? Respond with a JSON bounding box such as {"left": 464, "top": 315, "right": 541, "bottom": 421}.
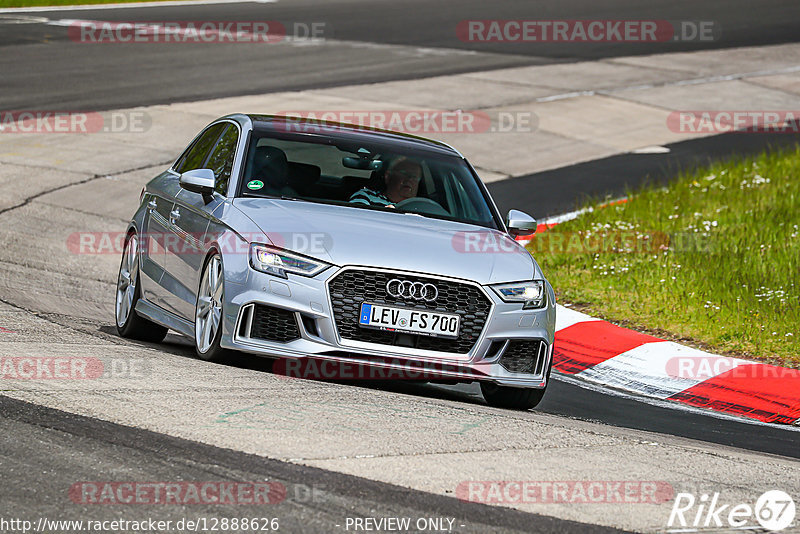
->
{"left": 394, "top": 197, "right": 449, "bottom": 216}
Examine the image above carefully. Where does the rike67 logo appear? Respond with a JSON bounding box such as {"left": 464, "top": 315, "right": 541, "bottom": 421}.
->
{"left": 668, "top": 490, "right": 796, "bottom": 531}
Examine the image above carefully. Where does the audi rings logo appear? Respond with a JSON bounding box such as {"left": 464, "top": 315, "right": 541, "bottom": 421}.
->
{"left": 386, "top": 279, "right": 439, "bottom": 302}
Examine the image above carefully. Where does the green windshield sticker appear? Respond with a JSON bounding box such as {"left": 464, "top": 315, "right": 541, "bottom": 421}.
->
{"left": 247, "top": 180, "right": 264, "bottom": 190}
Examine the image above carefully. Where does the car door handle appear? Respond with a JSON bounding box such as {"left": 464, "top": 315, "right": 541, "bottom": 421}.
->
{"left": 169, "top": 209, "right": 180, "bottom": 223}
{"left": 147, "top": 200, "right": 157, "bottom": 211}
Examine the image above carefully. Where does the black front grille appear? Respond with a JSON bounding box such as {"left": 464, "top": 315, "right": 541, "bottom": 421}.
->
{"left": 499, "top": 340, "right": 548, "bottom": 375}
{"left": 250, "top": 304, "right": 300, "bottom": 342}
{"left": 328, "top": 269, "right": 492, "bottom": 354}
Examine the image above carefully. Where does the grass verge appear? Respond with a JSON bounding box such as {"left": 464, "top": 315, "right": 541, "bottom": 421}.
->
{"left": 532, "top": 145, "right": 799, "bottom": 366}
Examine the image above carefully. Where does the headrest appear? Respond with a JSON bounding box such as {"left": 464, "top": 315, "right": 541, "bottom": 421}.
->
{"left": 253, "top": 145, "right": 289, "bottom": 186}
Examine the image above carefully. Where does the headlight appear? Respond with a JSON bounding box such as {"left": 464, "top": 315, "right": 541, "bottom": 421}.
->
{"left": 491, "top": 280, "right": 547, "bottom": 309}
{"left": 249, "top": 244, "right": 330, "bottom": 279}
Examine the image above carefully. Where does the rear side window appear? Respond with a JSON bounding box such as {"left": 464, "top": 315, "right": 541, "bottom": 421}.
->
{"left": 174, "top": 123, "right": 226, "bottom": 174}
{"left": 205, "top": 124, "right": 239, "bottom": 195}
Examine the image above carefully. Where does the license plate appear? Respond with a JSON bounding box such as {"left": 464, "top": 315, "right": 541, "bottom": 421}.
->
{"left": 358, "top": 303, "right": 460, "bottom": 339}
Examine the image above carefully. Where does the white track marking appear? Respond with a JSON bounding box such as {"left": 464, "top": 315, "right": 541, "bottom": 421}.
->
{"left": 631, "top": 145, "right": 671, "bottom": 154}
{"left": 0, "top": 0, "right": 276, "bottom": 14}
{"left": 0, "top": 14, "right": 49, "bottom": 22}
{"left": 575, "top": 341, "right": 751, "bottom": 399}
{"left": 554, "top": 305, "right": 600, "bottom": 331}
{"left": 536, "top": 197, "right": 629, "bottom": 227}
{"left": 43, "top": 16, "right": 479, "bottom": 56}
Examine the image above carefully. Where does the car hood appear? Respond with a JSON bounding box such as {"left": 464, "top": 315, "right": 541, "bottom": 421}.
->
{"left": 232, "top": 198, "right": 538, "bottom": 284}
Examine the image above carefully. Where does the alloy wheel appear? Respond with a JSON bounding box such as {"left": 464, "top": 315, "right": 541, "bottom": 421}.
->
{"left": 195, "top": 255, "right": 223, "bottom": 353}
{"left": 116, "top": 235, "right": 138, "bottom": 327}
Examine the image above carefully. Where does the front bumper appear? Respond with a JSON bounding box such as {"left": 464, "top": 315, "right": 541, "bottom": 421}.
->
{"left": 219, "top": 265, "right": 556, "bottom": 388}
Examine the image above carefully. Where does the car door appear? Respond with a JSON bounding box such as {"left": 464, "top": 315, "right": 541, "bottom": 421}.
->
{"left": 139, "top": 173, "right": 181, "bottom": 308}
{"left": 158, "top": 122, "right": 227, "bottom": 317}
{"left": 165, "top": 122, "right": 238, "bottom": 320}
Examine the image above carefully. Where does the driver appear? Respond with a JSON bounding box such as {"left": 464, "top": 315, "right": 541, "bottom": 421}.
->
{"left": 349, "top": 157, "right": 422, "bottom": 207}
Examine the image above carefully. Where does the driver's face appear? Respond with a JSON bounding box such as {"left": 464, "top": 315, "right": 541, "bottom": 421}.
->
{"left": 385, "top": 162, "right": 422, "bottom": 203}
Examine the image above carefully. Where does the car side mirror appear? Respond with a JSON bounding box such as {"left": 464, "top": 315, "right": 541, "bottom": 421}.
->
{"left": 179, "top": 168, "right": 215, "bottom": 203}
{"left": 506, "top": 209, "right": 537, "bottom": 237}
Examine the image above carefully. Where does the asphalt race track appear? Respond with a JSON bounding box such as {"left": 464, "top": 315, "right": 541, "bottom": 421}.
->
{"left": 1, "top": 396, "right": 613, "bottom": 534}
{"left": 1, "top": 0, "right": 800, "bottom": 110}
{"left": 1, "top": 1, "right": 799, "bottom": 533}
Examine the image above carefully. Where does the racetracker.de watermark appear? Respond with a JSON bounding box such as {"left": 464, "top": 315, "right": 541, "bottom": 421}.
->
{"left": 68, "top": 20, "right": 328, "bottom": 43}
{"left": 457, "top": 481, "right": 674, "bottom": 504}
{"left": 457, "top": 20, "right": 719, "bottom": 42}
{"left": 668, "top": 111, "right": 800, "bottom": 134}
{"left": 68, "top": 231, "right": 331, "bottom": 256}
{"left": 665, "top": 356, "right": 800, "bottom": 380}
{"left": 0, "top": 111, "right": 151, "bottom": 134}
{"left": 272, "top": 358, "right": 489, "bottom": 381}
{"left": 453, "top": 230, "right": 715, "bottom": 254}
{"left": 274, "top": 110, "right": 538, "bottom": 134}
{"left": 0, "top": 357, "right": 148, "bottom": 380}
{"left": 69, "top": 482, "right": 286, "bottom": 505}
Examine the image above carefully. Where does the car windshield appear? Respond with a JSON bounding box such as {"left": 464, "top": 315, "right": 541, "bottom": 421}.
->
{"left": 238, "top": 132, "right": 499, "bottom": 229}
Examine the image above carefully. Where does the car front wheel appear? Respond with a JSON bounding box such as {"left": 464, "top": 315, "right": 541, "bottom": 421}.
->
{"left": 194, "top": 252, "right": 232, "bottom": 362}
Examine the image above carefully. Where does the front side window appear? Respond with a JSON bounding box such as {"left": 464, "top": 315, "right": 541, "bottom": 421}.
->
{"left": 239, "top": 133, "right": 499, "bottom": 229}
{"left": 174, "top": 123, "right": 226, "bottom": 175}
{"left": 205, "top": 124, "right": 239, "bottom": 195}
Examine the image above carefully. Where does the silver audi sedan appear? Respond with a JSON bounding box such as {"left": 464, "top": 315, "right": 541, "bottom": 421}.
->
{"left": 115, "top": 114, "right": 556, "bottom": 409}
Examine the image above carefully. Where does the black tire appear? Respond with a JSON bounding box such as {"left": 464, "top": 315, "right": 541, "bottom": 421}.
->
{"left": 480, "top": 382, "right": 547, "bottom": 410}
{"left": 194, "top": 252, "right": 234, "bottom": 363}
{"left": 195, "top": 319, "right": 232, "bottom": 362}
{"left": 115, "top": 233, "right": 168, "bottom": 343}
{"left": 482, "top": 346, "right": 554, "bottom": 410}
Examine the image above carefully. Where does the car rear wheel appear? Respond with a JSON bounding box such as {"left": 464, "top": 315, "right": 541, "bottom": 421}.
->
{"left": 194, "top": 253, "right": 232, "bottom": 362}
{"left": 480, "top": 382, "right": 547, "bottom": 410}
{"left": 115, "top": 233, "right": 168, "bottom": 342}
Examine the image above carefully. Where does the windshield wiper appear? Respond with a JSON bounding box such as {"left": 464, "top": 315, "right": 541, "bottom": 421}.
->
{"left": 395, "top": 209, "right": 439, "bottom": 220}
{"left": 279, "top": 196, "right": 331, "bottom": 206}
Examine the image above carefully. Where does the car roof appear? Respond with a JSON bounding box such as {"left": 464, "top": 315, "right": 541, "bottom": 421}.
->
{"left": 239, "top": 114, "right": 464, "bottom": 158}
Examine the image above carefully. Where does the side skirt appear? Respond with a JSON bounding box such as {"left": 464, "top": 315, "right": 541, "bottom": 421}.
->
{"left": 135, "top": 298, "right": 194, "bottom": 338}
